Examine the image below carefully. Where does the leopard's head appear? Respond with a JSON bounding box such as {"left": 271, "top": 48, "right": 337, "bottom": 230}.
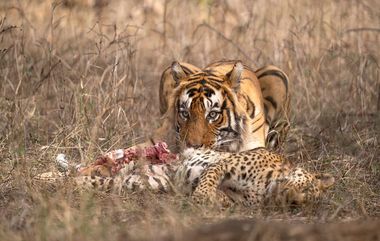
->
{"left": 268, "top": 169, "right": 335, "bottom": 206}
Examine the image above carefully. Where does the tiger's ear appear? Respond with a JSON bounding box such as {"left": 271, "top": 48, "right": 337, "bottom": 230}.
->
{"left": 171, "top": 61, "right": 188, "bottom": 84}
{"left": 225, "top": 61, "right": 244, "bottom": 90}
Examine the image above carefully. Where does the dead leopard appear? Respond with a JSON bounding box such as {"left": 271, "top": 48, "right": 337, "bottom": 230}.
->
{"left": 36, "top": 147, "right": 334, "bottom": 207}
{"left": 189, "top": 147, "right": 335, "bottom": 207}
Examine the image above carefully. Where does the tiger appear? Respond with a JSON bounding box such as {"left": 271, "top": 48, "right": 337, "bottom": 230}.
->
{"left": 151, "top": 60, "right": 290, "bottom": 153}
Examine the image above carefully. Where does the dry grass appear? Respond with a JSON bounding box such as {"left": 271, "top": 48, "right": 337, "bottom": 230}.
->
{"left": 0, "top": 0, "right": 379, "bottom": 240}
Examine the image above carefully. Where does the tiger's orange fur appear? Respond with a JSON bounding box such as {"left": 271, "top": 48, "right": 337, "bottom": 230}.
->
{"left": 152, "top": 60, "right": 290, "bottom": 152}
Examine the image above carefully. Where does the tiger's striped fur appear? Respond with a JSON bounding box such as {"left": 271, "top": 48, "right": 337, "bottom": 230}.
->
{"left": 154, "top": 60, "right": 290, "bottom": 152}
{"left": 255, "top": 65, "right": 290, "bottom": 149}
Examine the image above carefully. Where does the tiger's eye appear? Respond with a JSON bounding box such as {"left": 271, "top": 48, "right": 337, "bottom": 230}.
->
{"left": 208, "top": 111, "right": 219, "bottom": 120}
{"left": 179, "top": 110, "right": 190, "bottom": 119}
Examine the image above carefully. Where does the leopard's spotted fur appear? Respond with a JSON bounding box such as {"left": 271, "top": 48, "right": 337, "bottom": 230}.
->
{"left": 74, "top": 162, "right": 175, "bottom": 194}
{"left": 54, "top": 148, "right": 334, "bottom": 207}
{"left": 189, "top": 148, "right": 335, "bottom": 206}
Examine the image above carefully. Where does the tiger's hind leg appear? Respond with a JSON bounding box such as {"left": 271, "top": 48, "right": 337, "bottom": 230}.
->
{"left": 266, "top": 117, "right": 290, "bottom": 150}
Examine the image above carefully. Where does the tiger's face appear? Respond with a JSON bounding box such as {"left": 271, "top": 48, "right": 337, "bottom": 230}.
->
{"left": 171, "top": 62, "right": 245, "bottom": 152}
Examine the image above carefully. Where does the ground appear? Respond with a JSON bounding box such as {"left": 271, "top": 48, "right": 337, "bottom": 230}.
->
{"left": 0, "top": 0, "right": 379, "bottom": 240}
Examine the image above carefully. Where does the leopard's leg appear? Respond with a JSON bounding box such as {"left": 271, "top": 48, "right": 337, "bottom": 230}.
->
{"left": 192, "top": 188, "right": 233, "bottom": 207}
{"left": 239, "top": 190, "right": 262, "bottom": 207}
{"left": 74, "top": 175, "right": 119, "bottom": 192}
{"left": 138, "top": 164, "right": 173, "bottom": 192}
{"left": 74, "top": 164, "right": 173, "bottom": 194}
{"left": 74, "top": 174, "right": 147, "bottom": 194}
{"left": 215, "top": 190, "right": 233, "bottom": 207}
{"left": 192, "top": 160, "right": 231, "bottom": 205}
